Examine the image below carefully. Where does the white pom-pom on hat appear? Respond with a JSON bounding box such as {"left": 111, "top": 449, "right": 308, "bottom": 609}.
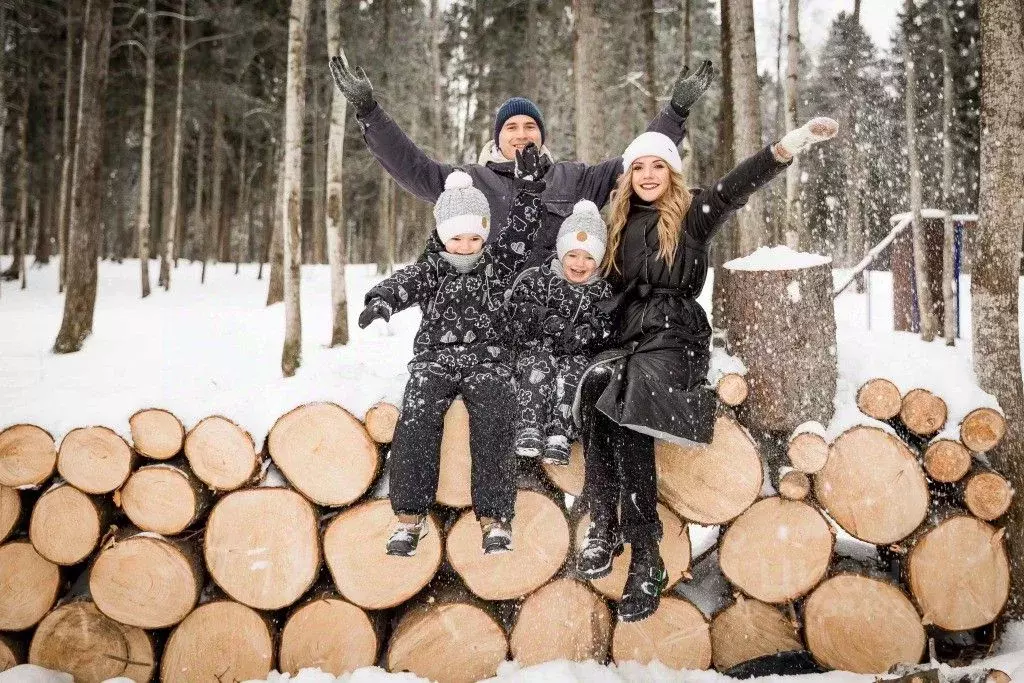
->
{"left": 572, "top": 199, "right": 600, "bottom": 216}
{"left": 444, "top": 170, "right": 474, "bottom": 190}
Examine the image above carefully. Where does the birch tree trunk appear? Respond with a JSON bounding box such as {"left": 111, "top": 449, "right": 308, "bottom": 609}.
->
{"left": 376, "top": 0, "right": 395, "bottom": 276}
{"left": 680, "top": 0, "right": 698, "bottom": 183}
{"left": 0, "top": 9, "right": 6, "bottom": 276}
{"left": 573, "top": 0, "right": 601, "bottom": 165}
{"left": 160, "top": 0, "right": 186, "bottom": 290}
{"left": 58, "top": 3, "right": 79, "bottom": 293}
{"left": 973, "top": 0, "right": 1024, "bottom": 616}
{"left": 205, "top": 86, "right": 225, "bottom": 281}
{"left": 310, "top": 82, "right": 326, "bottom": 265}
{"left": 904, "top": 0, "right": 937, "bottom": 342}
{"left": 681, "top": 0, "right": 692, "bottom": 72}
{"left": 281, "top": 0, "right": 309, "bottom": 377}
{"left": 430, "top": 0, "right": 443, "bottom": 159}
{"left": 843, "top": 10, "right": 865, "bottom": 283}
{"left": 783, "top": 0, "right": 801, "bottom": 249}
{"left": 940, "top": 2, "right": 956, "bottom": 345}
{"left": 266, "top": 142, "right": 285, "bottom": 305}
{"left": 192, "top": 122, "right": 205, "bottom": 265}
{"left": 711, "top": 0, "right": 735, "bottom": 329}
{"left": 641, "top": 0, "right": 658, "bottom": 120}
{"left": 16, "top": 62, "right": 29, "bottom": 289}
{"left": 325, "top": 12, "right": 350, "bottom": 347}
{"left": 136, "top": 0, "right": 156, "bottom": 298}
{"left": 54, "top": 0, "right": 114, "bottom": 353}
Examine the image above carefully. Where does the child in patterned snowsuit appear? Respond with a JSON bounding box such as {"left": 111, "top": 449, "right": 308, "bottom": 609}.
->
{"left": 358, "top": 147, "right": 547, "bottom": 557}
{"left": 508, "top": 200, "right": 614, "bottom": 465}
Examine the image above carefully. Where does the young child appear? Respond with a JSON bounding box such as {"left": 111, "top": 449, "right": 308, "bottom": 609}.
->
{"left": 359, "top": 146, "right": 548, "bottom": 557}
{"left": 509, "top": 200, "right": 614, "bottom": 465}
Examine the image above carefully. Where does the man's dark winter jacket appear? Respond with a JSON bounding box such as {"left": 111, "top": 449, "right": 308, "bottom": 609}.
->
{"left": 356, "top": 103, "right": 689, "bottom": 266}
{"left": 582, "top": 145, "right": 791, "bottom": 446}
{"left": 364, "top": 179, "right": 545, "bottom": 369}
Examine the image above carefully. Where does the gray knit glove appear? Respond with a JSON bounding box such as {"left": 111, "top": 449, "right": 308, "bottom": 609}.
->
{"left": 329, "top": 56, "right": 376, "bottom": 117}
{"left": 670, "top": 60, "right": 715, "bottom": 115}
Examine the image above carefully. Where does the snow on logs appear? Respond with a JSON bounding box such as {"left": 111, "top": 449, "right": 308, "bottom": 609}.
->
{"left": 0, "top": 424, "right": 57, "bottom": 488}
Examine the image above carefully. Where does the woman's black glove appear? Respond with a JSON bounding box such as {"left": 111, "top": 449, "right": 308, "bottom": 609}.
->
{"left": 670, "top": 60, "right": 715, "bottom": 115}
{"left": 514, "top": 142, "right": 550, "bottom": 181}
{"left": 358, "top": 298, "right": 392, "bottom": 328}
{"left": 329, "top": 56, "right": 376, "bottom": 117}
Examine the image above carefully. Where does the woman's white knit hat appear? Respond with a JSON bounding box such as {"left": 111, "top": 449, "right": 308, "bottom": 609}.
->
{"left": 556, "top": 200, "right": 607, "bottom": 264}
{"left": 622, "top": 131, "right": 683, "bottom": 173}
{"left": 434, "top": 170, "right": 491, "bottom": 243}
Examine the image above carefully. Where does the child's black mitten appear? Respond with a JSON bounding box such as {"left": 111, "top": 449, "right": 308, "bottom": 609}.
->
{"left": 358, "top": 298, "right": 393, "bottom": 328}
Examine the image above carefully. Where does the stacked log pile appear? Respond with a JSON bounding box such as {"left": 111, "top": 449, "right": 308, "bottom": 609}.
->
{"left": 0, "top": 381, "right": 1014, "bottom": 683}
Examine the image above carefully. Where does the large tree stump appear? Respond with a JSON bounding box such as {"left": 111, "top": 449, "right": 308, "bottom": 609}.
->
{"left": 611, "top": 596, "right": 711, "bottom": 669}
{"left": 959, "top": 407, "right": 1006, "bottom": 453}
{"left": 323, "top": 499, "right": 442, "bottom": 609}
{"left": 814, "top": 426, "right": 929, "bottom": 544}
{"left": 0, "top": 424, "right": 56, "bottom": 488}
{"left": 719, "top": 497, "right": 833, "bottom": 603}
{"left": 279, "top": 594, "right": 379, "bottom": 676}
{"left": 161, "top": 600, "right": 275, "bottom": 683}
{"left": 118, "top": 460, "right": 213, "bottom": 534}
{"left": 267, "top": 402, "right": 380, "bottom": 507}
{"left": 437, "top": 398, "right": 472, "bottom": 508}
{"left": 447, "top": 489, "right": 569, "bottom": 600}
{"left": 656, "top": 415, "right": 762, "bottom": 525}
{"left": 57, "top": 426, "right": 135, "bottom": 494}
{"left": 724, "top": 251, "right": 836, "bottom": 432}
{"left": 803, "top": 573, "right": 926, "bottom": 674}
{"left": 900, "top": 388, "right": 948, "bottom": 438}
{"left": 129, "top": 408, "right": 185, "bottom": 460}
{"left": 542, "top": 441, "right": 585, "bottom": 497}
{"left": 963, "top": 466, "right": 1014, "bottom": 521}
{"left": 509, "top": 578, "right": 612, "bottom": 666}
{"left": 204, "top": 488, "right": 319, "bottom": 610}
{"left": 710, "top": 596, "right": 803, "bottom": 671}
{"left": 29, "top": 601, "right": 155, "bottom": 683}
{"left": 90, "top": 531, "right": 202, "bottom": 628}
{"left": 906, "top": 515, "right": 1009, "bottom": 630}
{"left": 0, "top": 486, "right": 22, "bottom": 544}
{"left": 0, "top": 540, "right": 61, "bottom": 630}
{"left": 857, "top": 378, "right": 903, "bottom": 421}
{"left": 29, "top": 482, "right": 111, "bottom": 565}
{"left": 364, "top": 402, "right": 399, "bottom": 443}
{"left": 184, "top": 415, "right": 262, "bottom": 491}
{"left": 924, "top": 439, "right": 973, "bottom": 483}
{"left": 574, "top": 503, "right": 690, "bottom": 601}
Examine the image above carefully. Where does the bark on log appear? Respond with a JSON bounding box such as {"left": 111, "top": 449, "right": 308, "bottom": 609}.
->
{"left": 778, "top": 469, "right": 811, "bottom": 501}
{"left": 279, "top": 594, "right": 379, "bottom": 676}
{"left": 323, "top": 499, "right": 442, "bottom": 609}
{"left": 28, "top": 600, "right": 155, "bottom": 683}
{"left": 803, "top": 573, "right": 926, "bottom": 674}
{"left": 0, "top": 634, "right": 23, "bottom": 671}
{"left": 611, "top": 595, "right": 711, "bottom": 669}
{"left": 959, "top": 408, "right": 1006, "bottom": 453}
{"left": 0, "top": 424, "right": 57, "bottom": 488}
{"left": 509, "top": 578, "right": 612, "bottom": 666}
{"left": 57, "top": 426, "right": 134, "bottom": 494}
{"left": 710, "top": 595, "right": 803, "bottom": 671}
{"left": 0, "top": 485, "right": 22, "bottom": 544}
{"left": 128, "top": 408, "right": 185, "bottom": 460}
{"left": 364, "top": 402, "right": 399, "bottom": 444}
{"left": 814, "top": 426, "right": 929, "bottom": 544}
{"left": 717, "top": 372, "right": 749, "bottom": 407}
{"left": 856, "top": 378, "right": 903, "bottom": 421}
{"left": 90, "top": 530, "right": 202, "bottom": 628}
{"left": 447, "top": 489, "right": 569, "bottom": 600}
{"left": 900, "top": 388, "right": 948, "bottom": 438}
{"left": 542, "top": 441, "right": 585, "bottom": 497}
{"left": 924, "top": 439, "right": 973, "bottom": 483}
{"left": 724, "top": 258, "right": 837, "bottom": 432}
{"left": 161, "top": 600, "right": 275, "bottom": 683}
{"left": 719, "top": 497, "right": 833, "bottom": 603}
{"left": 29, "top": 481, "right": 111, "bottom": 565}
{"left": 204, "top": 488, "right": 320, "bottom": 610}
{"left": 437, "top": 397, "right": 472, "bottom": 508}
{"left": 964, "top": 466, "right": 1014, "bottom": 521}
{"left": 574, "top": 503, "right": 690, "bottom": 601}
{"left": 787, "top": 429, "right": 828, "bottom": 474}
{"left": 656, "top": 415, "right": 763, "bottom": 525}
{"left": 0, "top": 540, "right": 61, "bottom": 630}
{"left": 184, "top": 415, "right": 263, "bottom": 491}
{"left": 267, "top": 402, "right": 380, "bottom": 506}
{"left": 118, "top": 459, "right": 213, "bottom": 534}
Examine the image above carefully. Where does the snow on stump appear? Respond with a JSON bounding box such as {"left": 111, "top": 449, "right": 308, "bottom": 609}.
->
{"left": 90, "top": 531, "right": 201, "bottom": 628}
{"left": 907, "top": 515, "right": 1009, "bottom": 630}
{"left": 655, "top": 415, "right": 762, "bottom": 525}
{"left": 814, "top": 426, "right": 929, "bottom": 544}
{"left": 323, "top": 499, "right": 442, "bottom": 610}
{"left": 0, "top": 540, "right": 60, "bottom": 630}
{"left": 267, "top": 402, "right": 380, "bottom": 507}
{"left": 161, "top": 600, "right": 274, "bottom": 683}
{"left": 787, "top": 422, "right": 828, "bottom": 474}
{"left": 279, "top": 595, "right": 380, "bottom": 676}
{"left": 964, "top": 467, "right": 1014, "bottom": 521}
{"left": 709, "top": 596, "right": 802, "bottom": 672}
{"left": 724, "top": 247, "right": 836, "bottom": 433}
{"left": 0, "top": 485, "right": 22, "bottom": 544}
{"left": 128, "top": 408, "right": 185, "bottom": 460}
{"left": 364, "top": 402, "right": 400, "bottom": 444}
{"left": 923, "top": 439, "right": 973, "bottom": 483}
{"left": 900, "top": 388, "right": 948, "bottom": 438}
{"left": 29, "top": 482, "right": 111, "bottom": 565}
{"left": 184, "top": 415, "right": 262, "bottom": 491}
{"left": 204, "top": 488, "right": 320, "bottom": 611}
{"left": 437, "top": 398, "right": 473, "bottom": 508}
{"left": 0, "top": 425, "right": 57, "bottom": 488}
{"left": 542, "top": 441, "right": 585, "bottom": 497}
{"left": 574, "top": 503, "right": 690, "bottom": 601}
{"left": 57, "top": 427, "right": 135, "bottom": 494}
{"left": 0, "top": 634, "right": 21, "bottom": 671}
{"left": 611, "top": 596, "right": 711, "bottom": 669}
{"left": 447, "top": 490, "right": 569, "bottom": 601}
{"left": 719, "top": 497, "right": 832, "bottom": 603}
{"left": 716, "top": 373, "right": 749, "bottom": 407}
{"left": 960, "top": 407, "right": 1006, "bottom": 453}
{"left": 509, "top": 578, "right": 612, "bottom": 666}
{"left": 28, "top": 601, "right": 154, "bottom": 683}
{"left": 856, "top": 378, "right": 903, "bottom": 421}
{"left": 804, "top": 573, "right": 925, "bottom": 674}
{"left": 117, "top": 460, "right": 212, "bottom": 535}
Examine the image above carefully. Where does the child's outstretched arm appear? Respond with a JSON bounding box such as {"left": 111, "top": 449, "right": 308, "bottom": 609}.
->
{"left": 489, "top": 144, "right": 548, "bottom": 284}
{"left": 360, "top": 262, "right": 437, "bottom": 328}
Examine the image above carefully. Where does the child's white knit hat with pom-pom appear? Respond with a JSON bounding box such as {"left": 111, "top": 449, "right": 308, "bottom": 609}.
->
{"left": 556, "top": 200, "right": 607, "bottom": 264}
{"left": 434, "top": 170, "right": 491, "bottom": 243}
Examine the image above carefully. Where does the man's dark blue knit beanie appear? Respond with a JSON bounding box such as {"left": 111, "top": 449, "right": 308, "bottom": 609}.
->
{"left": 493, "top": 97, "right": 545, "bottom": 145}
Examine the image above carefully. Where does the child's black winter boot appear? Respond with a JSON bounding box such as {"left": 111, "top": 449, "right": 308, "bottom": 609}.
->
{"left": 577, "top": 518, "right": 622, "bottom": 579}
{"left": 386, "top": 518, "right": 428, "bottom": 557}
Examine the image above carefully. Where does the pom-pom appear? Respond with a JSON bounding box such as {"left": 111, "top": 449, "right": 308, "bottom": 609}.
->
{"left": 572, "top": 199, "right": 600, "bottom": 216}
{"left": 444, "top": 170, "right": 474, "bottom": 190}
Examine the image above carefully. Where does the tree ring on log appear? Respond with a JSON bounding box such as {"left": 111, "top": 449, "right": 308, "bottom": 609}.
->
{"left": 959, "top": 408, "right": 1006, "bottom": 453}
{"left": 29, "top": 483, "right": 102, "bottom": 565}
{"left": 509, "top": 578, "right": 612, "bottom": 666}
{"left": 611, "top": 596, "right": 711, "bottom": 669}
{"left": 279, "top": 597, "right": 378, "bottom": 675}
{"left": 58, "top": 427, "right": 134, "bottom": 494}
{"left": 0, "top": 541, "right": 60, "bottom": 630}
{"left": 0, "top": 424, "right": 56, "bottom": 488}
{"left": 184, "top": 416, "right": 259, "bottom": 491}
{"left": 710, "top": 596, "right": 802, "bottom": 671}
{"left": 161, "top": 600, "right": 274, "bottom": 683}
{"left": 129, "top": 408, "right": 185, "bottom": 460}
{"left": 120, "top": 465, "right": 198, "bottom": 534}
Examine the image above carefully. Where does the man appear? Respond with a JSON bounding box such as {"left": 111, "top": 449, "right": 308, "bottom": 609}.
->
{"left": 330, "top": 57, "right": 715, "bottom": 265}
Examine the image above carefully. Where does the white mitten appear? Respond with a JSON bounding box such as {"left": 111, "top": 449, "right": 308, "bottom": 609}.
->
{"left": 777, "top": 117, "right": 840, "bottom": 158}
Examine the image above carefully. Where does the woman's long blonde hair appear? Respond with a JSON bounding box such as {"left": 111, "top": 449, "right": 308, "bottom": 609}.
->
{"left": 603, "top": 166, "right": 692, "bottom": 276}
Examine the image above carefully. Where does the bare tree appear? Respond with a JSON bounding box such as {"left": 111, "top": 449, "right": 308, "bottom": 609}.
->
{"left": 843, "top": 4, "right": 866, "bottom": 284}
{"left": 160, "top": 0, "right": 187, "bottom": 290}
{"left": 641, "top": 0, "right": 658, "bottom": 120}
{"left": 782, "top": 0, "right": 801, "bottom": 249}
{"left": 974, "top": 0, "right": 1024, "bottom": 615}
{"left": 711, "top": 0, "right": 735, "bottom": 328}
{"left": 940, "top": 1, "right": 956, "bottom": 345}
{"left": 573, "top": 0, "right": 600, "bottom": 165}
{"left": 15, "top": 55, "right": 28, "bottom": 290}
{"left": 0, "top": 9, "right": 7, "bottom": 288}
{"left": 326, "top": 19, "right": 350, "bottom": 346}
{"left": 136, "top": 0, "right": 157, "bottom": 298}
{"left": 54, "top": 0, "right": 114, "bottom": 353}
{"left": 430, "top": 0, "right": 443, "bottom": 159}
{"left": 57, "top": 3, "right": 79, "bottom": 293}
{"left": 680, "top": 0, "right": 692, "bottom": 72}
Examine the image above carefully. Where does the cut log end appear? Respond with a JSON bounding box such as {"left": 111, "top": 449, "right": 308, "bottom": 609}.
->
{"left": 184, "top": 415, "right": 260, "bottom": 491}
{"left": 787, "top": 431, "right": 829, "bottom": 474}
{"left": 611, "top": 596, "right": 711, "bottom": 670}
{"left": 57, "top": 427, "right": 134, "bottom": 494}
{"left": 960, "top": 408, "right": 1007, "bottom": 453}
{"left": 0, "top": 424, "right": 57, "bottom": 488}
{"left": 0, "top": 634, "right": 23, "bottom": 671}
{"left": 129, "top": 408, "right": 185, "bottom": 460}
{"left": 0, "top": 541, "right": 61, "bottom": 631}
{"left": 710, "top": 596, "right": 802, "bottom": 671}
{"left": 965, "top": 471, "right": 1014, "bottom": 521}
{"left": 279, "top": 598, "right": 378, "bottom": 676}
{"left": 437, "top": 398, "right": 472, "bottom": 508}
{"left": 717, "top": 373, "right": 749, "bottom": 407}
{"left": 923, "top": 439, "right": 972, "bottom": 483}
{"left": 900, "top": 388, "right": 948, "bottom": 437}
{"left": 364, "top": 402, "right": 400, "bottom": 444}
{"left": 778, "top": 469, "right": 811, "bottom": 501}
{"left": 856, "top": 378, "right": 902, "bottom": 420}
{"left": 0, "top": 486, "right": 22, "bottom": 544}
{"left": 29, "top": 483, "right": 103, "bottom": 565}
{"left": 510, "top": 578, "right": 612, "bottom": 666}
{"left": 542, "top": 441, "right": 585, "bottom": 497}
{"left": 161, "top": 601, "right": 274, "bottom": 683}
{"left": 120, "top": 464, "right": 200, "bottom": 534}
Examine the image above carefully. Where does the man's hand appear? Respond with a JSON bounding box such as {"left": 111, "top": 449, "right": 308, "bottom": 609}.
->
{"left": 329, "top": 56, "right": 375, "bottom": 117}
{"left": 670, "top": 60, "right": 715, "bottom": 115}
{"left": 358, "top": 298, "right": 393, "bottom": 329}
{"left": 514, "top": 142, "right": 550, "bottom": 181}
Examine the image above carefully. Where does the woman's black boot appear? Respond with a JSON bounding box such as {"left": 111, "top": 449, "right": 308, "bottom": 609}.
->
{"left": 618, "top": 540, "right": 667, "bottom": 622}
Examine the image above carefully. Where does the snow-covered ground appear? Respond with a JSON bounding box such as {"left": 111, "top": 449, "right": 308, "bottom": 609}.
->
{"left": 0, "top": 256, "right": 1021, "bottom": 682}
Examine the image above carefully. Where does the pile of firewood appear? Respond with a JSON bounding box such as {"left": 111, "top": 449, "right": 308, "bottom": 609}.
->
{"left": 0, "top": 372, "right": 1013, "bottom": 683}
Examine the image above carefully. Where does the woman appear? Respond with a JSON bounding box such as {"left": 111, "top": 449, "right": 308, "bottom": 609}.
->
{"left": 576, "top": 117, "right": 839, "bottom": 623}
